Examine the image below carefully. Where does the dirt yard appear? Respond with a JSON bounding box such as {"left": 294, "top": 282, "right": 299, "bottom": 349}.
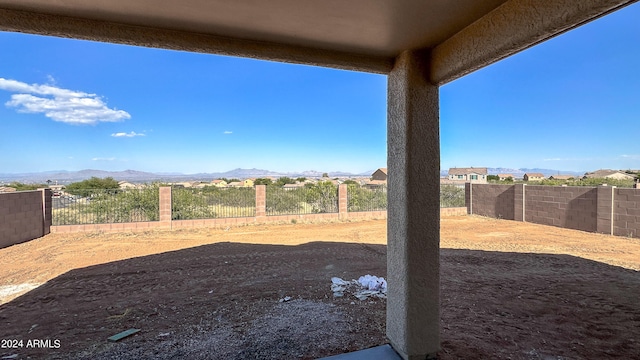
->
{"left": 1, "top": 216, "right": 639, "bottom": 359}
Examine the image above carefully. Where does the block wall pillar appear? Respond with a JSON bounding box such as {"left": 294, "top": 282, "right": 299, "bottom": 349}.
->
{"left": 41, "top": 188, "right": 52, "bottom": 235}
{"left": 465, "top": 182, "right": 471, "bottom": 214}
{"left": 338, "top": 184, "right": 348, "bottom": 219}
{"left": 255, "top": 185, "right": 266, "bottom": 219}
{"left": 596, "top": 185, "right": 614, "bottom": 235}
{"left": 159, "top": 186, "right": 172, "bottom": 227}
{"left": 514, "top": 184, "right": 525, "bottom": 222}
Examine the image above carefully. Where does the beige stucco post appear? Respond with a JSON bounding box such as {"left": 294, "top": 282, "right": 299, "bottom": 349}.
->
{"left": 387, "top": 49, "right": 440, "bottom": 359}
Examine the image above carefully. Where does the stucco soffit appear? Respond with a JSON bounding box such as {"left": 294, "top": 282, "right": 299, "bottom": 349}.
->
{"left": 430, "top": 0, "right": 638, "bottom": 85}
{"left": 0, "top": 8, "right": 394, "bottom": 74}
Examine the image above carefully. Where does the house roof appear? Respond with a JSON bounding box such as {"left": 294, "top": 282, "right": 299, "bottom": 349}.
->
{"left": 584, "top": 169, "right": 634, "bottom": 178}
{"left": 448, "top": 167, "right": 488, "bottom": 176}
{"left": 549, "top": 175, "right": 573, "bottom": 180}
{"left": 497, "top": 174, "right": 513, "bottom": 178}
{"left": 0, "top": 1, "right": 629, "bottom": 84}
{"left": 365, "top": 180, "right": 387, "bottom": 186}
{"left": 524, "top": 173, "right": 545, "bottom": 178}
{"left": 373, "top": 168, "right": 387, "bottom": 175}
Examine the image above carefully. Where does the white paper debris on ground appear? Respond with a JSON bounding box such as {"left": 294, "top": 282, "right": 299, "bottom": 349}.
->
{"left": 331, "top": 277, "right": 350, "bottom": 297}
{"left": 357, "top": 275, "right": 387, "bottom": 292}
{"left": 331, "top": 275, "right": 387, "bottom": 300}
{"left": 279, "top": 296, "right": 292, "bottom": 303}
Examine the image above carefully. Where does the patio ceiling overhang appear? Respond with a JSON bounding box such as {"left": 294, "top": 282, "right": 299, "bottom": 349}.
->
{"left": 0, "top": 0, "right": 637, "bottom": 84}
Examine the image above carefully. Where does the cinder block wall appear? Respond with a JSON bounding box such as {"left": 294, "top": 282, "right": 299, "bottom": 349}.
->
{"left": 467, "top": 184, "right": 515, "bottom": 219}
{"left": 0, "top": 190, "right": 50, "bottom": 249}
{"left": 525, "top": 186, "right": 597, "bottom": 232}
{"left": 613, "top": 188, "right": 640, "bottom": 237}
{"left": 468, "top": 184, "right": 640, "bottom": 237}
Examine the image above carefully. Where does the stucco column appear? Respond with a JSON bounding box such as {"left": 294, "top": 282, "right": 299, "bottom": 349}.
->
{"left": 387, "top": 49, "right": 440, "bottom": 359}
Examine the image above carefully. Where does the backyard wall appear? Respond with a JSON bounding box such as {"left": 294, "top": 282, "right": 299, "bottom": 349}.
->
{"left": 2, "top": 185, "right": 466, "bottom": 238}
{"left": 613, "top": 188, "right": 640, "bottom": 237}
{"left": 0, "top": 189, "right": 51, "bottom": 249}
{"left": 467, "top": 183, "right": 640, "bottom": 238}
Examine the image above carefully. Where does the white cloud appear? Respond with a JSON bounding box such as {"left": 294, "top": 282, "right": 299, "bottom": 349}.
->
{"left": 91, "top": 157, "right": 116, "bottom": 161}
{"left": 223, "top": 131, "right": 233, "bottom": 134}
{"left": 621, "top": 154, "right": 640, "bottom": 159}
{"left": 111, "top": 131, "right": 145, "bottom": 138}
{"left": 0, "top": 77, "right": 131, "bottom": 125}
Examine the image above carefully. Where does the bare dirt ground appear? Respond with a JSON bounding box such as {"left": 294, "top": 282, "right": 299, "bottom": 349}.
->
{"left": 0, "top": 215, "right": 639, "bottom": 359}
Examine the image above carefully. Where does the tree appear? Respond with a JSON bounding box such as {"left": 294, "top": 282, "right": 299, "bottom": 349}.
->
{"left": 254, "top": 178, "right": 273, "bottom": 186}
{"left": 440, "top": 185, "right": 465, "bottom": 207}
{"left": 295, "top": 177, "right": 307, "bottom": 182}
{"left": 322, "top": 173, "right": 329, "bottom": 178}
{"left": 304, "top": 181, "right": 338, "bottom": 213}
{"left": 275, "top": 177, "right": 296, "bottom": 186}
{"left": 66, "top": 177, "right": 120, "bottom": 197}
{"left": 342, "top": 179, "right": 358, "bottom": 185}
{"left": 6, "top": 182, "right": 48, "bottom": 191}
{"left": 487, "top": 175, "right": 500, "bottom": 182}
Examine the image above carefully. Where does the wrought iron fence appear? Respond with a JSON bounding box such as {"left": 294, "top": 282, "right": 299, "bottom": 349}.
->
{"left": 266, "top": 182, "right": 338, "bottom": 215}
{"left": 52, "top": 187, "right": 159, "bottom": 225}
{"left": 171, "top": 186, "right": 255, "bottom": 220}
{"left": 347, "top": 184, "right": 387, "bottom": 212}
{"left": 50, "top": 183, "right": 466, "bottom": 226}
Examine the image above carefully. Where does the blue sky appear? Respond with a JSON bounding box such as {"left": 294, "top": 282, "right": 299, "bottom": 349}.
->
{"left": 1, "top": 3, "right": 639, "bottom": 175}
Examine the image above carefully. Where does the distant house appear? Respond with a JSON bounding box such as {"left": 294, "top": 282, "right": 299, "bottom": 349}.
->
{"left": 50, "top": 184, "right": 66, "bottom": 192}
{"left": 371, "top": 168, "right": 387, "bottom": 182}
{"left": 497, "top": 174, "right": 514, "bottom": 181}
{"left": 283, "top": 183, "right": 304, "bottom": 190}
{"left": 118, "top": 181, "right": 137, "bottom": 189}
{"left": 227, "top": 181, "right": 243, "bottom": 188}
{"left": 210, "top": 179, "right": 228, "bottom": 187}
{"left": 364, "top": 180, "right": 387, "bottom": 189}
{"left": 523, "top": 173, "right": 545, "bottom": 181}
{"left": 447, "top": 167, "right": 487, "bottom": 183}
{"left": 194, "top": 182, "right": 210, "bottom": 189}
{"left": 548, "top": 175, "right": 573, "bottom": 181}
{"left": 242, "top": 179, "right": 255, "bottom": 188}
{"left": 583, "top": 170, "right": 635, "bottom": 180}
{"left": 174, "top": 181, "right": 196, "bottom": 188}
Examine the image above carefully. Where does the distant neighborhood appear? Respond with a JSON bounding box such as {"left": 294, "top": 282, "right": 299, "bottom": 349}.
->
{"left": 2, "top": 166, "right": 640, "bottom": 194}
{"left": 440, "top": 167, "right": 639, "bottom": 187}
{"left": 0, "top": 168, "right": 389, "bottom": 194}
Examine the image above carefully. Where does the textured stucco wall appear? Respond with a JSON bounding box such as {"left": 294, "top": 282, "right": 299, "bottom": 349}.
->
{"left": 0, "top": 8, "right": 393, "bottom": 74}
{"left": 431, "top": 0, "right": 637, "bottom": 84}
{"left": 387, "top": 49, "right": 440, "bottom": 359}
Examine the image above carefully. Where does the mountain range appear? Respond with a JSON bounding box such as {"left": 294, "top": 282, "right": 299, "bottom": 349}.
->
{"left": 0, "top": 167, "right": 589, "bottom": 184}
{"left": 0, "top": 168, "right": 375, "bottom": 184}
